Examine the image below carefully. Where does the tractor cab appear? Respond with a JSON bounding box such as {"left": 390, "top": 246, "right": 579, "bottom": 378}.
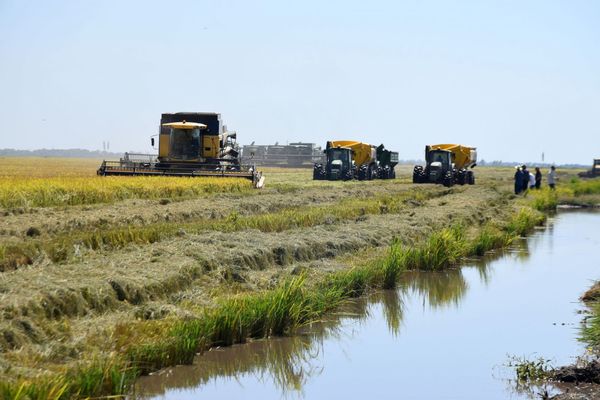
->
{"left": 324, "top": 147, "right": 353, "bottom": 180}
{"left": 427, "top": 149, "right": 452, "bottom": 181}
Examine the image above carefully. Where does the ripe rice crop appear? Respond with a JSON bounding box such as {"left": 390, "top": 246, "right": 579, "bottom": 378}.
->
{"left": 0, "top": 157, "right": 254, "bottom": 208}
{"left": 0, "top": 176, "right": 253, "bottom": 209}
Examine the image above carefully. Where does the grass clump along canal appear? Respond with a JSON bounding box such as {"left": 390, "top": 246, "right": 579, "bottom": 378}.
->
{"left": 0, "top": 163, "right": 586, "bottom": 399}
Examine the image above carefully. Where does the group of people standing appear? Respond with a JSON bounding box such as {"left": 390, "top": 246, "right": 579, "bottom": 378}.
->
{"left": 514, "top": 165, "right": 557, "bottom": 194}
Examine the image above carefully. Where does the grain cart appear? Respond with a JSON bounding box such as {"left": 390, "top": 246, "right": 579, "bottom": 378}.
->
{"left": 98, "top": 112, "right": 264, "bottom": 188}
{"left": 313, "top": 140, "right": 398, "bottom": 181}
{"left": 413, "top": 144, "right": 477, "bottom": 187}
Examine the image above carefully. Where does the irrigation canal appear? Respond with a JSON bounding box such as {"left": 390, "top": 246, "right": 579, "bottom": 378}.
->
{"left": 133, "top": 210, "right": 600, "bottom": 399}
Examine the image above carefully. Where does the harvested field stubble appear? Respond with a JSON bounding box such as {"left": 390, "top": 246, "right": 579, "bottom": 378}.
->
{"left": 0, "top": 188, "right": 449, "bottom": 271}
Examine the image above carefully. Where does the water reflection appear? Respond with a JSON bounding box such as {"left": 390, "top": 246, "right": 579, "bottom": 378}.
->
{"left": 135, "top": 235, "right": 533, "bottom": 398}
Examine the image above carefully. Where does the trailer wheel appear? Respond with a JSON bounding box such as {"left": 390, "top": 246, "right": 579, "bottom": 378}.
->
{"left": 467, "top": 171, "right": 475, "bottom": 185}
{"left": 367, "top": 165, "right": 376, "bottom": 180}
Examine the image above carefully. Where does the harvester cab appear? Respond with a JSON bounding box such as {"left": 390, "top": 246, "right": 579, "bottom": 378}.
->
{"left": 97, "top": 112, "right": 264, "bottom": 188}
{"left": 413, "top": 144, "right": 476, "bottom": 187}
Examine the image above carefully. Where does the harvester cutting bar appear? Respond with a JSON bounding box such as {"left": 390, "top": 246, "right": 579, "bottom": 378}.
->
{"left": 97, "top": 160, "right": 264, "bottom": 188}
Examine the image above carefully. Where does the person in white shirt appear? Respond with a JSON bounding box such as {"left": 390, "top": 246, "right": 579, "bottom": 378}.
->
{"left": 529, "top": 171, "right": 536, "bottom": 189}
{"left": 547, "top": 166, "right": 557, "bottom": 189}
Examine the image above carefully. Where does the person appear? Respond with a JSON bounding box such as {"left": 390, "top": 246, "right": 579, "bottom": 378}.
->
{"left": 521, "top": 165, "right": 530, "bottom": 193}
{"left": 548, "top": 165, "right": 557, "bottom": 189}
{"left": 535, "top": 167, "right": 542, "bottom": 189}
{"left": 514, "top": 166, "right": 523, "bottom": 194}
{"left": 529, "top": 170, "right": 536, "bottom": 190}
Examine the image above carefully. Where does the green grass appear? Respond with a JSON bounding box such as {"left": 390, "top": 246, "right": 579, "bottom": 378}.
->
{"left": 505, "top": 207, "right": 546, "bottom": 236}
{"left": 0, "top": 358, "right": 136, "bottom": 400}
{"left": 582, "top": 302, "right": 600, "bottom": 348}
{"left": 569, "top": 178, "right": 600, "bottom": 196}
{"left": 528, "top": 188, "right": 558, "bottom": 211}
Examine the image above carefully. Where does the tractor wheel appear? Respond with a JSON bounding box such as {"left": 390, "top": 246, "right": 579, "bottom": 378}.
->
{"left": 413, "top": 165, "right": 423, "bottom": 183}
{"left": 442, "top": 171, "right": 454, "bottom": 187}
{"left": 456, "top": 170, "right": 466, "bottom": 185}
{"left": 358, "top": 166, "right": 367, "bottom": 181}
{"left": 313, "top": 165, "right": 324, "bottom": 180}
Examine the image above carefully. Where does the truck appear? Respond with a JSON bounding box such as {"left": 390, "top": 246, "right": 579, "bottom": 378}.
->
{"left": 412, "top": 144, "right": 477, "bottom": 187}
{"left": 313, "top": 140, "right": 398, "bottom": 181}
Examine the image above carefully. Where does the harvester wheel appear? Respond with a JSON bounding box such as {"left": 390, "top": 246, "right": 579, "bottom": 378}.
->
{"left": 390, "top": 168, "right": 396, "bottom": 179}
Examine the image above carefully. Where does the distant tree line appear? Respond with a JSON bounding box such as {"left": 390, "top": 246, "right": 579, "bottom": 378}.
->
{"left": 0, "top": 148, "right": 122, "bottom": 158}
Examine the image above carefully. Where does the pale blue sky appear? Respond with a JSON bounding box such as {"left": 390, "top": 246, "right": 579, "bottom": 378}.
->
{"left": 0, "top": 0, "right": 598, "bottom": 164}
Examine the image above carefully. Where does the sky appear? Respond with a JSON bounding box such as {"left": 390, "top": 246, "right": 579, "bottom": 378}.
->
{"left": 0, "top": 0, "right": 598, "bottom": 164}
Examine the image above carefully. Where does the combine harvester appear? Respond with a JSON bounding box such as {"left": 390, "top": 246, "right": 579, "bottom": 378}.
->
{"left": 412, "top": 144, "right": 477, "bottom": 187}
{"left": 98, "top": 112, "right": 264, "bottom": 188}
{"left": 313, "top": 140, "right": 398, "bottom": 181}
{"left": 578, "top": 159, "right": 600, "bottom": 178}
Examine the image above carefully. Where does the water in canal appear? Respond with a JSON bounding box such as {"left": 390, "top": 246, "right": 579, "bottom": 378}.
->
{"left": 134, "top": 210, "right": 600, "bottom": 399}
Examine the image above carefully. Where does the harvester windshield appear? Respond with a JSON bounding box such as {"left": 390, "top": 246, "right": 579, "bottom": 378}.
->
{"left": 169, "top": 128, "right": 201, "bottom": 160}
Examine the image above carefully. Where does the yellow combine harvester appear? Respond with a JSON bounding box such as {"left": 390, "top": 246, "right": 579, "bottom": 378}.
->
{"left": 98, "top": 112, "right": 264, "bottom": 188}
{"left": 313, "top": 140, "right": 398, "bottom": 180}
{"left": 413, "top": 144, "right": 477, "bottom": 187}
